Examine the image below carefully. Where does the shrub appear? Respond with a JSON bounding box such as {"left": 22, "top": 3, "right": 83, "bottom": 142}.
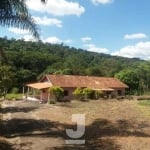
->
{"left": 138, "top": 100, "right": 150, "bottom": 106}
{"left": 11, "top": 87, "right": 19, "bottom": 94}
{"left": 94, "top": 90, "right": 101, "bottom": 99}
{"left": 89, "top": 90, "right": 105, "bottom": 100}
{"left": 137, "top": 96, "right": 150, "bottom": 101}
{"left": 49, "top": 86, "right": 64, "bottom": 101}
{"left": 48, "top": 99, "right": 56, "bottom": 104}
{"left": 73, "top": 87, "right": 84, "bottom": 100}
{"left": 83, "top": 88, "right": 94, "bottom": 99}
{"left": 98, "top": 90, "right": 105, "bottom": 98}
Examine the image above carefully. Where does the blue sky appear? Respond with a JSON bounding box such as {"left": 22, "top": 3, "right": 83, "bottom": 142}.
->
{"left": 1, "top": 0, "right": 150, "bottom": 59}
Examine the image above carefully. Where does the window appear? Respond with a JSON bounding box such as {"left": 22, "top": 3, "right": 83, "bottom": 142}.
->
{"left": 64, "top": 90, "right": 69, "bottom": 96}
{"left": 42, "top": 89, "right": 46, "bottom": 93}
{"left": 118, "top": 90, "right": 122, "bottom": 95}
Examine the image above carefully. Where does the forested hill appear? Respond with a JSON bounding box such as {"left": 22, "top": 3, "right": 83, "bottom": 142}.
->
{"left": 1, "top": 37, "right": 149, "bottom": 94}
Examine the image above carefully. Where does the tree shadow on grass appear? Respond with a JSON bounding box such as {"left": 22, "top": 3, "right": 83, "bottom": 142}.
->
{"left": 0, "top": 117, "right": 149, "bottom": 149}
{"left": 52, "top": 118, "right": 150, "bottom": 150}
{"left": 0, "top": 119, "right": 66, "bottom": 138}
{"left": 56, "top": 103, "right": 76, "bottom": 108}
{"left": 0, "top": 138, "right": 13, "bottom": 150}
{"left": 1, "top": 106, "right": 38, "bottom": 113}
{"left": 85, "top": 119, "right": 150, "bottom": 138}
{"left": 52, "top": 139, "right": 119, "bottom": 150}
{"left": 0, "top": 119, "right": 120, "bottom": 150}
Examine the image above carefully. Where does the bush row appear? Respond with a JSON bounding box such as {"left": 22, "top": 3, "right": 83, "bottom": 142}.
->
{"left": 49, "top": 86, "right": 104, "bottom": 103}
{"left": 73, "top": 87, "right": 104, "bottom": 100}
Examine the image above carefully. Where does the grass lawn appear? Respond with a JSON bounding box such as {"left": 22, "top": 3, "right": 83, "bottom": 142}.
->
{"left": 138, "top": 100, "right": 150, "bottom": 117}
{"left": 5, "top": 93, "right": 22, "bottom": 100}
{"left": 138, "top": 100, "right": 150, "bottom": 106}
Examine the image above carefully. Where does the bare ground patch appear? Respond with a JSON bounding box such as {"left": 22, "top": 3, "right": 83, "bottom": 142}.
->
{"left": 0, "top": 99, "right": 150, "bottom": 150}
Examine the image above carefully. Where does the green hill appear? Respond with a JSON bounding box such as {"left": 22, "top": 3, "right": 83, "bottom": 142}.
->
{"left": 1, "top": 37, "right": 149, "bottom": 94}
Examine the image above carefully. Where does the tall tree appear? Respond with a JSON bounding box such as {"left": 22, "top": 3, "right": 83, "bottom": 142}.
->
{"left": 0, "top": 65, "right": 14, "bottom": 98}
{"left": 115, "top": 69, "right": 139, "bottom": 94}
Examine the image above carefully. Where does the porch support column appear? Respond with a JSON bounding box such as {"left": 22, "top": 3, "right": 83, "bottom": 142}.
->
{"left": 40, "top": 90, "right": 43, "bottom": 102}
{"left": 22, "top": 86, "right": 25, "bottom": 100}
{"left": 48, "top": 91, "right": 50, "bottom": 104}
{"left": 27, "top": 86, "right": 30, "bottom": 100}
{"left": 33, "top": 89, "right": 35, "bottom": 98}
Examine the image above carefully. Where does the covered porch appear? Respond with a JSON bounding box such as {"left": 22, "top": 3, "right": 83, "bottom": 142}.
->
{"left": 93, "top": 88, "right": 115, "bottom": 98}
{"left": 93, "top": 87, "right": 126, "bottom": 98}
{"left": 23, "top": 83, "right": 52, "bottom": 103}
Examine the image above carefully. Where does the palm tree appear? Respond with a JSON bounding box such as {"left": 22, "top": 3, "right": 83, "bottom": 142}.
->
{"left": 0, "top": 0, "right": 46, "bottom": 64}
{"left": 0, "top": 0, "right": 46, "bottom": 39}
{"left": 0, "top": 0, "right": 37, "bottom": 39}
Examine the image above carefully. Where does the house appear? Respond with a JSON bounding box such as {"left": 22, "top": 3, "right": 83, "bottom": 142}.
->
{"left": 24, "top": 74, "right": 128, "bottom": 102}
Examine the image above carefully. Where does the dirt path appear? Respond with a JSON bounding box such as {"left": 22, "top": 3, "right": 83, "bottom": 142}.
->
{"left": 0, "top": 100, "right": 150, "bottom": 150}
{"left": 1, "top": 101, "right": 65, "bottom": 150}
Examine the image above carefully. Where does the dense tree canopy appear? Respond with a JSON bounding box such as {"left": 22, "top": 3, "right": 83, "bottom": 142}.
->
{"left": 115, "top": 69, "right": 139, "bottom": 94}
{"left": 115, "top": 62, "right": 150, "bottom": 95}
{"left": 0, "top": 65, "right": 14, "bottom": 98}
{"left": 0, "top": 37, "right": 150, "bottom": 95}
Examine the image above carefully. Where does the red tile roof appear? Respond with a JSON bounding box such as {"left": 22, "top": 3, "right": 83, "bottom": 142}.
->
{"left": 45, "top": 74, "right": 128, "bottom": 89}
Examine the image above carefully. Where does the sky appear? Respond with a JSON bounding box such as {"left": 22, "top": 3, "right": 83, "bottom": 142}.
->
{"left": 1, "top": 0, "right": 150, "bottom": 60}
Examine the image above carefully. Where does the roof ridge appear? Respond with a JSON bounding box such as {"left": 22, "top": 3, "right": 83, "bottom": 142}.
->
{"left": 47, "top": 74, "right": 117, "bottom": 79}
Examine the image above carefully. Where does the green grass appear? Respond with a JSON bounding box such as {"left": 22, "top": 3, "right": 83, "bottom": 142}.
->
{"left": 6, "top": 93, "right": 22, "bottom": 100}
{"left": 138, "top": 100, "right": 150, "bottom": 106}
{"left": 138, "top": 100, "right": 150, "bottom": 117}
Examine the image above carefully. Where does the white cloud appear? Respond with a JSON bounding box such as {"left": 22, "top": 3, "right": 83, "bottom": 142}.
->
{"left": 33, "top": 16, "right": 62, "bottom": 27}
{"left": 91, "top": 0, "right": 113, "bottom": 5}
{"left": 8, "top": 28, "right": 30, "bottom": 34}
{"left": 22, "top": 35, "right": 36, "bottom": 42}
{"left": 44, "top": 36, "right": 61, "bottom": 44}
{"left": 64, "top": 39, "right": 72, "bottom": 44}
{"left": 26, "top": 0, "right": 85, "bottom": 16}
{"left": 84, "top": 44, "right": 109, "bottom": 53}
{"left": 43, "top": 36, "right": 72, "bottom": 44}
{"left": 18, "top": 35, "right": 72, "bottom": 44}
{"left": 112, "top": 41, "right": 150, "bottom": 60}
{"left": 81, "top": 37, "right": 92, "bottom": 42}
{"left": 124, "top": 33, "right": 147, "bottom": 40}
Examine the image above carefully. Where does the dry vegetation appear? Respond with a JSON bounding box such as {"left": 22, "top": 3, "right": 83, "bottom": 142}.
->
{"left": 0, "top": 99, "right": 150, "bottom": 150}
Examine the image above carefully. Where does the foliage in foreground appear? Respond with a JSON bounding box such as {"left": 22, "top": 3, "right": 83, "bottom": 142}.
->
{"left": 0, "top": 0, "right": 47, "bottom": 39}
